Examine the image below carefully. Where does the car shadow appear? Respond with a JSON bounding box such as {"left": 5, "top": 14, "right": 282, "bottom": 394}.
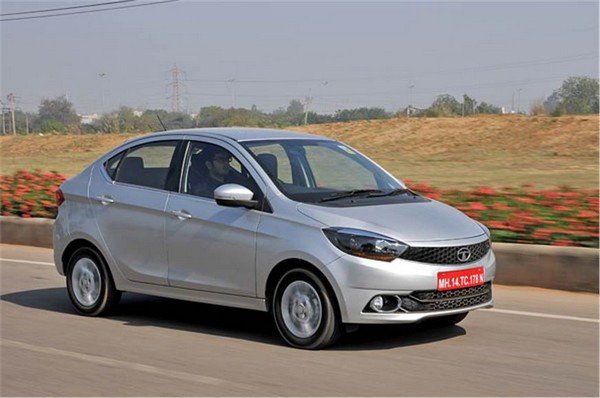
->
{"left": 1, "top": 287, "right": 465, "bottom": 350}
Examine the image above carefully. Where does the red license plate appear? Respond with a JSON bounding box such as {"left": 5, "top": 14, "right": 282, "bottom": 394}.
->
{"left": 437, "top": 267, "right": 485, "bottom": 291}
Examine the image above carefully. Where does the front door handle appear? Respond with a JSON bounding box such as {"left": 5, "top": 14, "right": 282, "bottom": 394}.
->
{"left": 95, "top": 195, "right": 114, "bottom": 205}
{"left": 171, "top": 210, "right": 192, "bottom": 220}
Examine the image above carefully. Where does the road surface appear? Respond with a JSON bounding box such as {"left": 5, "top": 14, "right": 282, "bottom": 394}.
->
{"left": 1, "top": 244, "right": 598, "bottom": 396}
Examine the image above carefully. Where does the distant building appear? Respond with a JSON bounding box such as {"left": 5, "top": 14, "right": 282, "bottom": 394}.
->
{"left": 80, "top": 113, "right": 100, "bottom": 125}
{"left": 133, "top": 110, "right": 144, "bottom": 117}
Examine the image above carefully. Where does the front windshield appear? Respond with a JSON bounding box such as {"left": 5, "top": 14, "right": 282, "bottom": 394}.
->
{"left": 242, "top": 139, "right": 404, "bottom": 203}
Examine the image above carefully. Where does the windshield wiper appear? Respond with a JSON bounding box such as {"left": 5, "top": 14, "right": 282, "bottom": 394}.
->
{"left": 318, "top": 189, "right": 383, "bottom": 203}
{"left": 366, "top": 188, "right": 414, "bottom": 198}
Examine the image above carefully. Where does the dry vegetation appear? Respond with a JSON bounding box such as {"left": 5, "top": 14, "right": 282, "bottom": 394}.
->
{"left": 1, "top": 115, "right": 598, "bottom": 189}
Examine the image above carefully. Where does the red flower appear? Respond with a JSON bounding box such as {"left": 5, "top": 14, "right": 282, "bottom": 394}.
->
{"left": 486, "top": 221, "right": 506, "bottom": 229}
{"left": 551, "top": 239, "right": 575, "bottom": 247}
{"left": 544, "top": 192, "right": 562, "bottom": 199}
{"left": 469, "top": 202, "right": 488, "bottom": 211}
{"left": 516, "top": 197, "right": 536, "bottom": 204}
{"left": 476, "top": 187, "right": 495, "bottom": 196}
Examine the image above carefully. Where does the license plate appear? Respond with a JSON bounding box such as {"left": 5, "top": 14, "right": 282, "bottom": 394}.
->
{"left": 437, "top": 267, "right": 485, "bottom": 291}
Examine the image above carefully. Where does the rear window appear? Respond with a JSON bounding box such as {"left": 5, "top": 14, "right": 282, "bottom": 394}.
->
{"left": 114, "top": 141, "right": 179, "bottom": 190}
{"left": 104, "top": 152, "right": 124, "bottom": 180}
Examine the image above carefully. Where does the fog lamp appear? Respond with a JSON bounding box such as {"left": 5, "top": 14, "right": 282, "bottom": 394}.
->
{"left": 370, "top": 296, "right": 384, "bottom": 312}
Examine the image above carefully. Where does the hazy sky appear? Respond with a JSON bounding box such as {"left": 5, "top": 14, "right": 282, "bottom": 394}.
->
{"left": 1, "top": 1, "right": 598, "bottom": 114}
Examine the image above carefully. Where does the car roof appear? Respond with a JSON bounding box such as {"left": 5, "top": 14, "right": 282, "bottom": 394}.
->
{"left": 143, "top": 127, "right": 332, "bottom": 142}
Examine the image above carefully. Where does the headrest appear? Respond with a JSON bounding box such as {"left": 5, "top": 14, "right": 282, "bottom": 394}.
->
{"left": 257, "top": 153, "right": 278, "bottom": 179}
{"left": 120, "top": 156, "right": 144, "bottom": 171}
{"left": 117, "top": 156, "right": 144, "bottom": 183}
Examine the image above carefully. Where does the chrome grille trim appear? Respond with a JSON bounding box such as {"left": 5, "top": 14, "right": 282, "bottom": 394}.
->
{"left": 400, "top": 239, "right": 491, "bottom": 265}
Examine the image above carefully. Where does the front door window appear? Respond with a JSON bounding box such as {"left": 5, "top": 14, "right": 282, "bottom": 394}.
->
{"left": 182, "top": 141, "right": 260, "bottom": 200}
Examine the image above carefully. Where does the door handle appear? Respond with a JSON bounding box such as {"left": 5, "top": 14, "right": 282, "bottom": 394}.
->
{"left": 171, "top": 210, "right": 192, "bottom": 220}
{"left": 95, "top": 195, "right": 114, "bottom": 205}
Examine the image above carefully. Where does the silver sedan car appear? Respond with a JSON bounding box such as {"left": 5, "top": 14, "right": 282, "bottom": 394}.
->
{"left": 53, "top": 128, "right": 495, "bottom": 349}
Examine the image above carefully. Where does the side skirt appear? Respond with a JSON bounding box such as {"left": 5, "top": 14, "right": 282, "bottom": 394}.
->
{"left": 121, "top": 281, "right": 268, "bottom": 312}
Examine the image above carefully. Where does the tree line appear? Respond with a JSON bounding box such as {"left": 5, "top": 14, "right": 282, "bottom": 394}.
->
{"left": 2, "top": 76, "right": 597, "bottom": 134}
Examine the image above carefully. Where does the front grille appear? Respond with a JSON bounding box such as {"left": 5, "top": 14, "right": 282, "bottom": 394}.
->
{"left": 400, "top": 240, "right": 490, "bottom": 265}
{"left": 400, "top": 282, "right": 492, "bottom": 313}
{"left": 411, "top": 282, "right": 491, "bottom": 301}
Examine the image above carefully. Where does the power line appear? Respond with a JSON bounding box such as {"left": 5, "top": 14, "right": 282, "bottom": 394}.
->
{"left": 183, "top": 52, "right": 597, "bottom": 85}
{"left": 183, "top": 75, "right": 568, "bottom": 101}
{"left": 0, "top": 0, "right": 137, "bottom": 17}
{"left": 0, "top": 0, "right": 180, "bottom": 22}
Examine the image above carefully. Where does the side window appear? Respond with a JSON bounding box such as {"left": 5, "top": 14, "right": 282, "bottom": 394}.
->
{"left": 246, "top": 143, "right": 293, "bottom": 184}
{"left": 182, "top": 141, "right": 259, "bottom": 199}
{"left": 104, "top": 151, "right": 124, "bottom": 180}
{"left": 115, "top": 141, "right": 178, "bottom": 190}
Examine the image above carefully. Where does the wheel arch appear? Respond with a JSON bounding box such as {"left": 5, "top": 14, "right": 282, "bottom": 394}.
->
{"left": 61, "top": 238, "right": 106, "bottom": 275}
{"left": 264, "top": 258, "right": 344, "bottom": 321}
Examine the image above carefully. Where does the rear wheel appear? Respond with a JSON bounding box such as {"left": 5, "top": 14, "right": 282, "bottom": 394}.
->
{"left": 66, "top": 247, "right": 121, "bottom": 316}
{"left": 272, "top": 269, "right": 341, "bottom": 349}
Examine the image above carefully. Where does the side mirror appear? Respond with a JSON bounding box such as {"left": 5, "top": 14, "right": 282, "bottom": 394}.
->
{"left": 214, "top": 184, "right": 259, "bottom": 209}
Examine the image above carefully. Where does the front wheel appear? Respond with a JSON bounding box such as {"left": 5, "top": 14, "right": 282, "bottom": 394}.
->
{"left": 272, "top": 269, "right": 341, "bottom": 349}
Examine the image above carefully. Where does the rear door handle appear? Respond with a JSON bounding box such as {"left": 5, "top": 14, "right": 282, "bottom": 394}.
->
{"left": 171, "top": 210, "right": 192, "bottom": 220}
{"left": 95, "top": 195, "right": 114, "bottom": 205}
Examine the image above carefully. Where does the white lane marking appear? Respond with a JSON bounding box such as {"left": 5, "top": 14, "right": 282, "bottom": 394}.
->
{"left": 0, "top": 258, "right": 55, "bottom": 266}
{"left": 483, "top": 308, "right": 599, "bottom": 323}
{"left": 1, "top": 339, "right": 256, "bottom": 391}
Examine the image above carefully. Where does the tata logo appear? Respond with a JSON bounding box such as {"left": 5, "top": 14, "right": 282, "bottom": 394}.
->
{"left": 457, "top": 247, "right": 471, "bottom": 263}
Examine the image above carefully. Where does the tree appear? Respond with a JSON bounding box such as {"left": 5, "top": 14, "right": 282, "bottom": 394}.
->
{"left": 286, "top": 99, "right": 304, "bottom": 115}
{"left": 334, "top": 107, "right": 391, "bottom": 122}
{"left": 545, "top": 76, "right": 599, "bottom": 115}
{"left": 431, "top": 94, "right": 462, "bottom": 116}
{"left": 462, "top": 94, "right": 477, "bottom": 116}
{"left": 476, "top": 101, "right": 502, "bottom": 114}
{"left": 116, "top": 106, "right": 137, "bottom": 133}
{"left": 37, "top": 95, "right": 80, "bottom": 131}
{"left": 543, "top": 92, "right": 561, "bottom": 115}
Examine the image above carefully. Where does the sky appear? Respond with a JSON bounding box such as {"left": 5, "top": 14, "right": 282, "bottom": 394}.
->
{"left": 1, "top": 1, "right": 598, "bottom": 115}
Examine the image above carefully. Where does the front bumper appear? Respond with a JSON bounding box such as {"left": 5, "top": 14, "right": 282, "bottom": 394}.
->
{"left": 324, "top": 248, "right": 496, "bottom": 324}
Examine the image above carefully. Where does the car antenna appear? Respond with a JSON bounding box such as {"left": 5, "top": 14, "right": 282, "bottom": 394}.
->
{"left": 156, "top": 114, "right": 167, "bottom": 131}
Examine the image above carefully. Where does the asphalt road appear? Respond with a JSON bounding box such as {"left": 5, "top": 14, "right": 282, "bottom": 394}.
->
{"left": 1, "top": 243, "right": 598, "bottom": 396}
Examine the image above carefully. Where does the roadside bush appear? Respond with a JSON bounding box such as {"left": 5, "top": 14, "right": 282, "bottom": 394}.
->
{"left": 1, "top": 170, "right": 67, "bottom": 218}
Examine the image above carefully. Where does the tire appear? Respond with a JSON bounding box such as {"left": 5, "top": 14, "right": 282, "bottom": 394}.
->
{"left": 427, "top": 312, "right": 468, "bottom": 328}
{"left": 66, "top": 247, "right": 121, "bottom": 316}
{"left": 272, "top": 269, "right": 341, "bottom": 349}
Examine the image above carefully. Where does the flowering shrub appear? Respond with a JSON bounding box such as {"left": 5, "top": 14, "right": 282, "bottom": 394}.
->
{"left": 1, "top": 170, "right": 67, "bottom": 218}
{"left": 406, "top": 181, "right": 599, "bottom": 248}
{"left": 0, "top": 170, "right": 598, "bottom": 248}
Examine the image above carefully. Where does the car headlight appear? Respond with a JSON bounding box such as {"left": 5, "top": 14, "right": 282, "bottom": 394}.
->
{"left": 476, "top": 221, "right": 491, "bottom": 238}
{"left": 323, "top": 227, "right": 408, "bottom": 262}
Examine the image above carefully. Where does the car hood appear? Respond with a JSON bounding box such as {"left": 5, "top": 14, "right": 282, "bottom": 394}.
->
{"left": 297, "top": 200, "right": 485, "bottom": 244}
